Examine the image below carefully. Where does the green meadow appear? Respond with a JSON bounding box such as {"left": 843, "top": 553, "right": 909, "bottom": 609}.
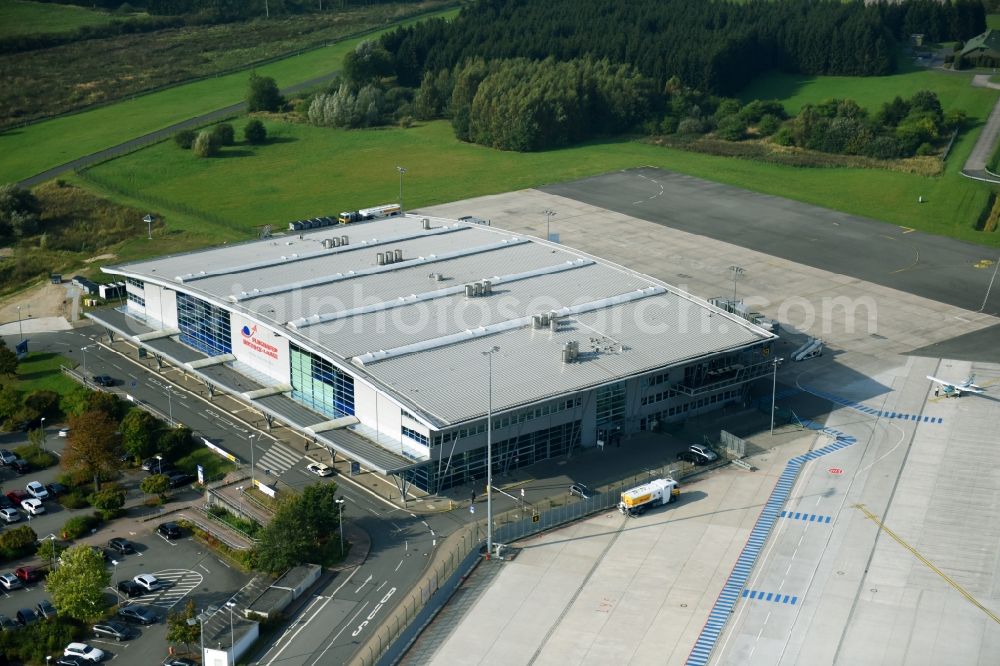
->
{"left": 0, "top": 0, "right": 126, "bottom": 38}
{"left": 77, "top": 116, "right": 1000, "bottom": 249}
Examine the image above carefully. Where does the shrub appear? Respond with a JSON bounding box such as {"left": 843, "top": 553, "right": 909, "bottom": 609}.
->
{"left": 174, "top": 129, "right": 196, "bottom": 149}
{"left": 677, "top": 117, "right": 704, "bottom": 135}
{"left": 61, "top": 513, "right": 101, "bottom": 540}
{"left": 398, "top": 115, "right": 414, "bottom": 129}
{"left": 192, "top": 130, "right": 220, "bottom": 157}
{"left": 158, "top": 426, "right": 195, "bottom": 459}
{"left": 0, "top": 525, "right": 38, "bottom": 561}
{"left": 60, "top": 491, "right": 89, "bottom": 509}
{"left": 0, "top": 617, "right": 83, "bottom": 663}
{"left": 15, "top": 443, "right": 57, "bottom": 469}
{"left": 757, "top": 114, "right": 782, "bottom": 137}
{"left": 89, "top": 485, "right": 126, "bottom": 520}
{"left": 244, "top": 119, "right": 267, "bottom": 144}
{"left": 211, "top": 123, "right": 235, "bottom": 146}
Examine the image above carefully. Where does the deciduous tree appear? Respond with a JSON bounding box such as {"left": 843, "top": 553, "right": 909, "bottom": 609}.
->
{"left": 45, "top": 544, "right": 110, "bottom": 622}
{"left": 120, "top": 408, "right": 160, "bottom": 462}
{"left": 167, "top": 599, "right": 201, "bottom": 653}
{"left": 63, "top": 410, "right": 122, "bottom": 493}
{"left": 140, "top": 473, "right": 170, "bottom": 500}
{"left": 247, "top": 73, "right": 283, "bottom": 112}
{"left": 244, "top": 118, "right": 267, "bottom": 144}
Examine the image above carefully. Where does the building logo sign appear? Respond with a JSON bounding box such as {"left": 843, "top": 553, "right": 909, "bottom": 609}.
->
{"left": 240, "top": 323, "right": 279, "bottom": 360}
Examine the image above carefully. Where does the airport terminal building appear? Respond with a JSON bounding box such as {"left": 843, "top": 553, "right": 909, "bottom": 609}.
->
{"left": 89, "top": 213, "right": 777, "bottom": 493}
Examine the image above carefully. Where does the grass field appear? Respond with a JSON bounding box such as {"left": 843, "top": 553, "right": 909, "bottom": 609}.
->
{"left": 740, "top": 60, "right": 993, "bottom": 116}
{"left": 0, "top": 0, "right": 123, "bottom": 38}
{"left": 76, "top": 115, "right": 1000, "bottom": 248}
{"left": 0, "top": 5, "right": 459, "bottom": 185}
{"left": 11, "top": 351, "right": 78, "bottom": 395}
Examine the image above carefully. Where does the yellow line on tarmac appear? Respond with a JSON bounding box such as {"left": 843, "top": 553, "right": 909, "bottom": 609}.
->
{"left": 854, "top": 504, "right": 1000, "bottom": 625}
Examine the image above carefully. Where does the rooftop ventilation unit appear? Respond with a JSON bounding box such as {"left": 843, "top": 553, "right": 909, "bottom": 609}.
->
{"left": 341, "top": 235, "right": 349, "bottom": 245}
{"left": 532, "top": 315, "right": 543, "bottom": 329}
{"left": 465, "top": 284, "right": 475, "bottom": 298}
{"left": 422, "top": 218, "right": 431, "bottom": 230}
{"left": 377, "top": 252, "right": 385, "bottom": 265}
{"left": 481, "top": 280, "right": 492, "bottom": 295}
{"left": 323, "top": 239, "right": 333, "bottom": 249}
{"left": 561, "top": 340, "right": 579, "bottom": 364}
{"left": 549, "top": 317, "right": 559, "bottom": 332}
{"left": 394, "top": 249, "right": 403, "bottom": 262}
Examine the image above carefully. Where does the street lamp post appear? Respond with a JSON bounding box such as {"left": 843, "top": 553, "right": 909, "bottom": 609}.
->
{"left": 482, "top": 345, "right": 500, "bottom": 559}
{"left": 729, "top": 265, "right": 745, "bottom": 305}
{"left": 542, "top": 209, "right": 556, "bottom": 241}
{"left": 111, "top": 559, "right": 120, "bottom": 601}
{"left": 16, "top": 305, "right": 22, "bottom": 342}
{"left": 335, "top": 498, "right": 345, "bottom": 556}
{"left": 226, "top": 601, "right": 237, "bottom": 665}
{"left": 40, "top": 417, "right": 45, "bottom": 449}
{"left": 187, "top": 614, "right": 206, "bottom": 664}
{"left": 80, "top": 345, "right": 91, "bottom": 383}
{"left": 154, "top": 454, "right": 163, "bottom": 475}
{"left": 770, "top": 357, "right": 784, "bottom": 436}
{"left": 249, "top": 434, "right": 256, "bottom": 487}
{"left": 164, "top": 386, "right": 174, "bottom": 427}
{"left": 396, "top": 166, "right": 407, "bottom": 211}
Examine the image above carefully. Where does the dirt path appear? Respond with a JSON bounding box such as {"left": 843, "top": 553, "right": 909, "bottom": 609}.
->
{"left": 0, "top": 280, "right": 80, "bottom": 328}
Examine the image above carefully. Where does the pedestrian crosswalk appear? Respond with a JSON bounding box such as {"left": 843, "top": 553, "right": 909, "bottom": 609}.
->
{"left": 132, "top": 568, "right": 203, "bottom": 610}
{"left": 256, "top": 441, "right": 301, "bottom": 475}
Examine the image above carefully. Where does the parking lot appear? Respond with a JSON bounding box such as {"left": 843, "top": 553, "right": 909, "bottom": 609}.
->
{"left": 0, "top": 428, "right": 251, "bottom": 665}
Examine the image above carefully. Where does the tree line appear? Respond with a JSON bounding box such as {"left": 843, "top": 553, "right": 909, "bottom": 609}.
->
{"left": 378, "top": 0, "right": 985, "bottom": 97}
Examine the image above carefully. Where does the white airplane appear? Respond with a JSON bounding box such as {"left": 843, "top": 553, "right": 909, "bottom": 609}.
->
{"left": 926, "top": 374, "right": 985, "bottom": 397}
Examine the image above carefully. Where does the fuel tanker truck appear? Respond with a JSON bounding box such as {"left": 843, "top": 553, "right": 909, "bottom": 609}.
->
{"left": 617, "top": 477, "right": 680, "bottom": 516}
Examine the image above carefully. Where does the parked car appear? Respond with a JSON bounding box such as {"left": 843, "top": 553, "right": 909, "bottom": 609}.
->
{"left": 5, "top": 490, "right": 27, "bottom": 505}
{"left": 63, "top": 642, "right": 104, "bottom": 662}
{"left": 162, "top": 659, "right": 197, "bottom": 666}
{"left": 107, "top": 538, "right": 135, "bottom": 555}
{"left": 58, "top": 427, "right": 71, "bottom": 438}
{"left": 0, "top": 573, "right": 23, "bottom": 591}
{"left": 55, "top": 658, "right": 88, "bottom": 666}
{"left": 306, "top": 462, "right": 334, "bottom": 477}
{"left": 92, "top": 375, "right": 115, "bottom": 387}
{"left": 569, "top": 483, "right": 591, "bottom": 499}
{"left": 15, "top": 608, "right": 39, "bottom": 626}
{"left": 14, "top": 566, "right": 44, "bottom": 583}
{"left": 157, "top": 522, "right": 182, "bottom": 539}
{"left": 142, "top": 458, "right": 171, "bottom": 474}
{"left": 117, "top": 604, "right": 158, "bottom": 625}
{"left": 92, "top": 620, "right": 131, "bottom": 641}
{"left": 0, "top": 495, "right": 13, "bottom": 510}
{"left": 10, "top": 459, "right": 29, "bottom": 474}
{"left": 0, "top": 615, "right": 18, "bottom": 631}
{"left": 36, "top": 599, "right": 57, "bottom": 619}
{"left": 116, "top": 580, "right": 144, "bottom": 599}
{"left": 25, "top": 481, "right": 49, "bottom": 501}
{"left": 132, "top": 573, "right": 161, "bottom": 592}
{"left": 166, "top": 471, "right": 194, "bottom": 488}
{"left": 0, "top": 449, "right": 15, "bottom": 465}
{"left": 688, "top": 444, "right": 719, "bottom": 463}
{"left": 21, "top": 498, "right": 45, "bottom": 515}
{"left": 89, "top": 546, "right": 110, "bottom": 562}
{"left": 46, "top": 482, "right": 69, "bottom": 497}
{"left": 676, "top": 451, "right": 701, "bottom": 464}
{"left": 0, "top": 508, "right": 21, "bottom": 523}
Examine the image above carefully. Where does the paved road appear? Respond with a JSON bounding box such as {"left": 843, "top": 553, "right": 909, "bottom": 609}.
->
{"left": 20, "top": 326, "right": 466, "bottom": 665}
{"left": 16, "top": 71, "right": 341, "bottom": 189}
{"left": 543, "top": 167, "right": 1000, "bottom": 315}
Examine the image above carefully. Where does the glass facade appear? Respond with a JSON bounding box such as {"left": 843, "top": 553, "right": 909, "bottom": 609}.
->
{"left": 289, "top": 344, "right": 355, "bottom": 418}
{"left": 596, "top": 382, "right": 625, "bottom": 429}
{"left": 413, "top": 421, "right": 580, "bottom": 492}
{"left": 177, "top": 293, "right": 231, "bottom": 356}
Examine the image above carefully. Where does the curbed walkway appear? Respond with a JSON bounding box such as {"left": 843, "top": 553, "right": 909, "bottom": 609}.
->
{"left": 961, "top": 74, "right": 1000, "bottom": 183}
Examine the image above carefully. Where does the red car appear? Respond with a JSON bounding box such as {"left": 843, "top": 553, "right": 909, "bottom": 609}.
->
{"left": 5, "top": 490, "right": 28, "bottom": 505}
{"left": 14, "top": 566, "right": 44, "bottom": 583}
